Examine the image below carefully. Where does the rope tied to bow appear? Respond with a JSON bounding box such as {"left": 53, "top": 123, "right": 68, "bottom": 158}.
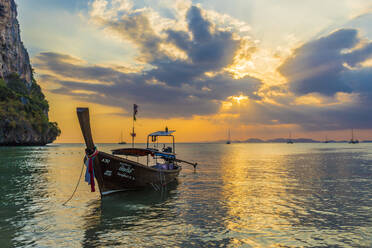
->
{"left": 62, "top": 147, "right": 98, "bottom": 206}
{"left": 85, "top": 148, "right": 99, "bottom": 192}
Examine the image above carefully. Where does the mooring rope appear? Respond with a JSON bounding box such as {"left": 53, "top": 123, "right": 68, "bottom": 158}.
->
{"left": 62, "top": 161, "right": 85, "bottom": 206}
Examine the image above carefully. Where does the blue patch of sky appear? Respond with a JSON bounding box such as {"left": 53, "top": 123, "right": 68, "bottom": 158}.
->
{"left": 16, "top": 0, "right": 88, "bottom": 13}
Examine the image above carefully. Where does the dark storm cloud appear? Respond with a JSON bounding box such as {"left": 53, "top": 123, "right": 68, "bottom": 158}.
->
{"left": 169, "top": 7, "right": 238, "bottom": 70}
{"left": 343, "top": 66, "right": 372, "bottom": 94}
{"left": 36, "top": 5, "right": 372, "bottom": 131}
{"left": 344, "top": 42, "right": 372, "bottom": 67}
{"left": 34, "top": 52, "right": 133, "bottom": 84}
{"left": 239, "top": 99, "right": 372, "bottom": 131}
{"left": 100, "top": 5, "right": 239, "bottom": 71}
{"left": 186, "top": 6, "right": 212, "bottom": 43}
{"left": 143, "top": 7, "right": 240, "bottom": 89}
{"left": 42, "top": 63, "right": 260, "bottom": 119}
{"left": 100, "top": 6, "right": 239, "bottom": 87}
{"left": 236, "top": 28, "right": 372, "bottom": 131}
{"left": 166, "top": 30, "right": 190, "bottom": 51}
{"left": 49, "top": 75, "right": 221, "bottom": 118}
{"left": 279, "top": 29, "right": 372, "bottom": 96}
{"left": 34, "top": 5, "right": 260, "bottom": 118}
{"left": 105, "top": 13, "right": 164, "bottom": 62}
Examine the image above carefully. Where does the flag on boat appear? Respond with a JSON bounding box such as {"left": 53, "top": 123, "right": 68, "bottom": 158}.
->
{"left": 85, "top": 149, "right": 98, "bottom": 192}
{"left": 133, "top": 104, "right": 138, "bottom": 121}
{"left": 84, "top": 159, "right": 95, "bottom": 192}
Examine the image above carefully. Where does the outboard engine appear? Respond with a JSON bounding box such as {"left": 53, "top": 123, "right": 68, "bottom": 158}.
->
{"left": 162, "top": 146, "right": 172, "bottom": 153}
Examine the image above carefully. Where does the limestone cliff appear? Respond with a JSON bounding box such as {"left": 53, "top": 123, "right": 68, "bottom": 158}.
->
{"left": 0, "top": 0, "right": 60, "bottom": 145}
{"left": 0, "top": 0, "right": 32, "bottom": 84}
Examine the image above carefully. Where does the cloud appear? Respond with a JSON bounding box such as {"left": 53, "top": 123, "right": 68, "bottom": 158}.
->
{"left": 32, "top": 3, "right": 262, "bottom": 119}
{"left": 106, "top": 13, "right": 165, "bottom": 62}
{"left": 34, "top": 2, "right": 372, "bottom": 132}
{"left": 35, "top": 51, "right": 260, "bottom": 119}
{"left": 217, "top": 26, "right": 372, "bottom": 131}
{"left": 279, "top": 29, "right": 372, "bottom": 96}
{"left": 34, "top": 52, "right": 123, "bottom": 83}
{"left": 238, "top": 99, "right": 372, "bottom": 131}
{"left": 92, "top": 4, "right": 241, "bottom": 78}
{"left": 238, "top": 28, "right": 372, "bottom": 131}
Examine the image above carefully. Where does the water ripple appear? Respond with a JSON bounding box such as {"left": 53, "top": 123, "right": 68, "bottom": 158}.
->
{"left": 1, "top": 143, "right": 372, "bottom": 247}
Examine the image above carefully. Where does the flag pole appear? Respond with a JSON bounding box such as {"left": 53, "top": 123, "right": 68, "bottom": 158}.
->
{"left": 132, "top": 117, "right": 134, "bottom": 148}
{"left": 131, "top": 104, "right": 138, "bottom": 148}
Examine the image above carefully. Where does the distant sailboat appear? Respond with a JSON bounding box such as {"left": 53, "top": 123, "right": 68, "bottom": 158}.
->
{"left": 118, "top": 131, "right": 127, "bottom": 144}
{"left": 349, "top": 129, "right": 359, "bottom": 144}
{"left": 226, "top": 129, "right": 231, "bottom": 144}
{"left": 287, "top": 132, "right": 294, "bottom": 144}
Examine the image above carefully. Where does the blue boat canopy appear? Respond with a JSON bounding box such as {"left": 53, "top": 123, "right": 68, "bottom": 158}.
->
{"left": 148, "top": 130, "right": 175, "bottom": 136}
{"left": 153, "top": 152, "right": 175, "bottom": 158}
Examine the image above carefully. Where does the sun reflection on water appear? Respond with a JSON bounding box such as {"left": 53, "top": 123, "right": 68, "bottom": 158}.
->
{"left": 219, "top": 144, "right": 295, "bottom": 246}
{"left": 2, "top": 143, "right": 372, "bottom": 247}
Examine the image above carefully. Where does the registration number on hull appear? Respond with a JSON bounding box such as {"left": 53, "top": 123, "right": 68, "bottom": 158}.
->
{"left": 117, "top": 162, "right": 135, "bottom": 180}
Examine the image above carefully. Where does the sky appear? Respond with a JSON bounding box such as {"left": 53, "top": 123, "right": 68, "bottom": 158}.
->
{"left": 15, "top": 0, "right": 372, "bottom": 142}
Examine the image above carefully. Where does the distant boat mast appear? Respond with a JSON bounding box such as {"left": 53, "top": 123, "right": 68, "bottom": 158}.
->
{"left": 287, "top": 131, "right": 294, "bottom": 144}
{"left": 118, "top": 131, "right": 126, "bottom": 144}
{"left": 349, "top": 128, "right": 359, "bottom": 144}
{"left": 226, "top": 129, "right": 231, "bottom": 144}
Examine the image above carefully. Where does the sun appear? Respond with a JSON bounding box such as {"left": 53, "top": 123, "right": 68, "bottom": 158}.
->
{"left": 229, "top": 94, "right": 248, "bottom": 104}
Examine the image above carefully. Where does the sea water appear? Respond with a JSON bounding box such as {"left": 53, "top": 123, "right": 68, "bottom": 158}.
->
{"left": 1, "top": 143, "right": 372, "bottom": 247}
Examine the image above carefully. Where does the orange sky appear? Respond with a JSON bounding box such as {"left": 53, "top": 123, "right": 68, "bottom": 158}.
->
{"left": 17, "top": 0, "right": 372, "bottom": 142}
{"left": 44, "top": 90, "right": 372, "bottom": 143}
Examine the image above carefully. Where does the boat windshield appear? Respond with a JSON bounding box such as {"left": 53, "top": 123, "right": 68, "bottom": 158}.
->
{"left": 147, "top": 128, "right": 176, "bottom": 154}
{"left": 112, "top": 128, "right": 177, "bottom": 168}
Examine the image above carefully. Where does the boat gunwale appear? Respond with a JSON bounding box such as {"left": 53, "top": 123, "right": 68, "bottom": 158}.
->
{"left": 111, "top": 147, "right": 176, "bottom": 157}
{"left": 98, "top": 151, "right": 182, "bottom": 174}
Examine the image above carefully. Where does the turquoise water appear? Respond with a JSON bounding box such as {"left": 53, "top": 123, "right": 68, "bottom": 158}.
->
{"left": 1, "top": 143, "right": 372, "bottom": 247}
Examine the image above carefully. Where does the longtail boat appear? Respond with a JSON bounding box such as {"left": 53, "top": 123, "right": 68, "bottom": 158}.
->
{"left": 77, "top": 107, "right": 197, "bottom": 196}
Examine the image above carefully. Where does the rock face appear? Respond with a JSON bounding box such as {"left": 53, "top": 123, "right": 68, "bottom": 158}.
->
{"left": 0, "top": 0, "right": 60, "bottom": 146}
{"left": 0, "top": 0, "right": 32, "bottom": 84}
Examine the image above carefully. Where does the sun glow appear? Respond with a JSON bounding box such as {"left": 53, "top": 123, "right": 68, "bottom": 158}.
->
{"left": 360, "top": 59, "right": 372, "bottom": 67}
{"left": 225, "top": 39, "right": 288, "bottom": 85}
{"left": 229, "top": 94, "right": 248, "bottom": 104}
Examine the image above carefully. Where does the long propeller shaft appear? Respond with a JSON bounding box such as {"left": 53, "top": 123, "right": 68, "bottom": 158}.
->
{"left": 175, "top": 158, "right": 198, "bottom": 168}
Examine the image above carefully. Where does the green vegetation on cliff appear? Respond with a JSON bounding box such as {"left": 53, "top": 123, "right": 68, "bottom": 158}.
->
{"left": 0, "top": 73, "right": 60, "bottom": 145}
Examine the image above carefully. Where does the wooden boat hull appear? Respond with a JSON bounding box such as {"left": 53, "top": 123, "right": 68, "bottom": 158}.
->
{"left": 91, "top": 151, "right": 181, "bottom": 195}
{"left": 76, "top": 107, "right": 182, "bottom": 196}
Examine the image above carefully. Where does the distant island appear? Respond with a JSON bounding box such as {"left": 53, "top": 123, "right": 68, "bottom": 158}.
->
{"left": 209, "top": 138, "right": 370, "bottom": 143}
{"left": 0, "top": 0, "right": 60, "bottom": 145}
{"left": 243, "top": 138, "right": 331, "bottom": 143}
